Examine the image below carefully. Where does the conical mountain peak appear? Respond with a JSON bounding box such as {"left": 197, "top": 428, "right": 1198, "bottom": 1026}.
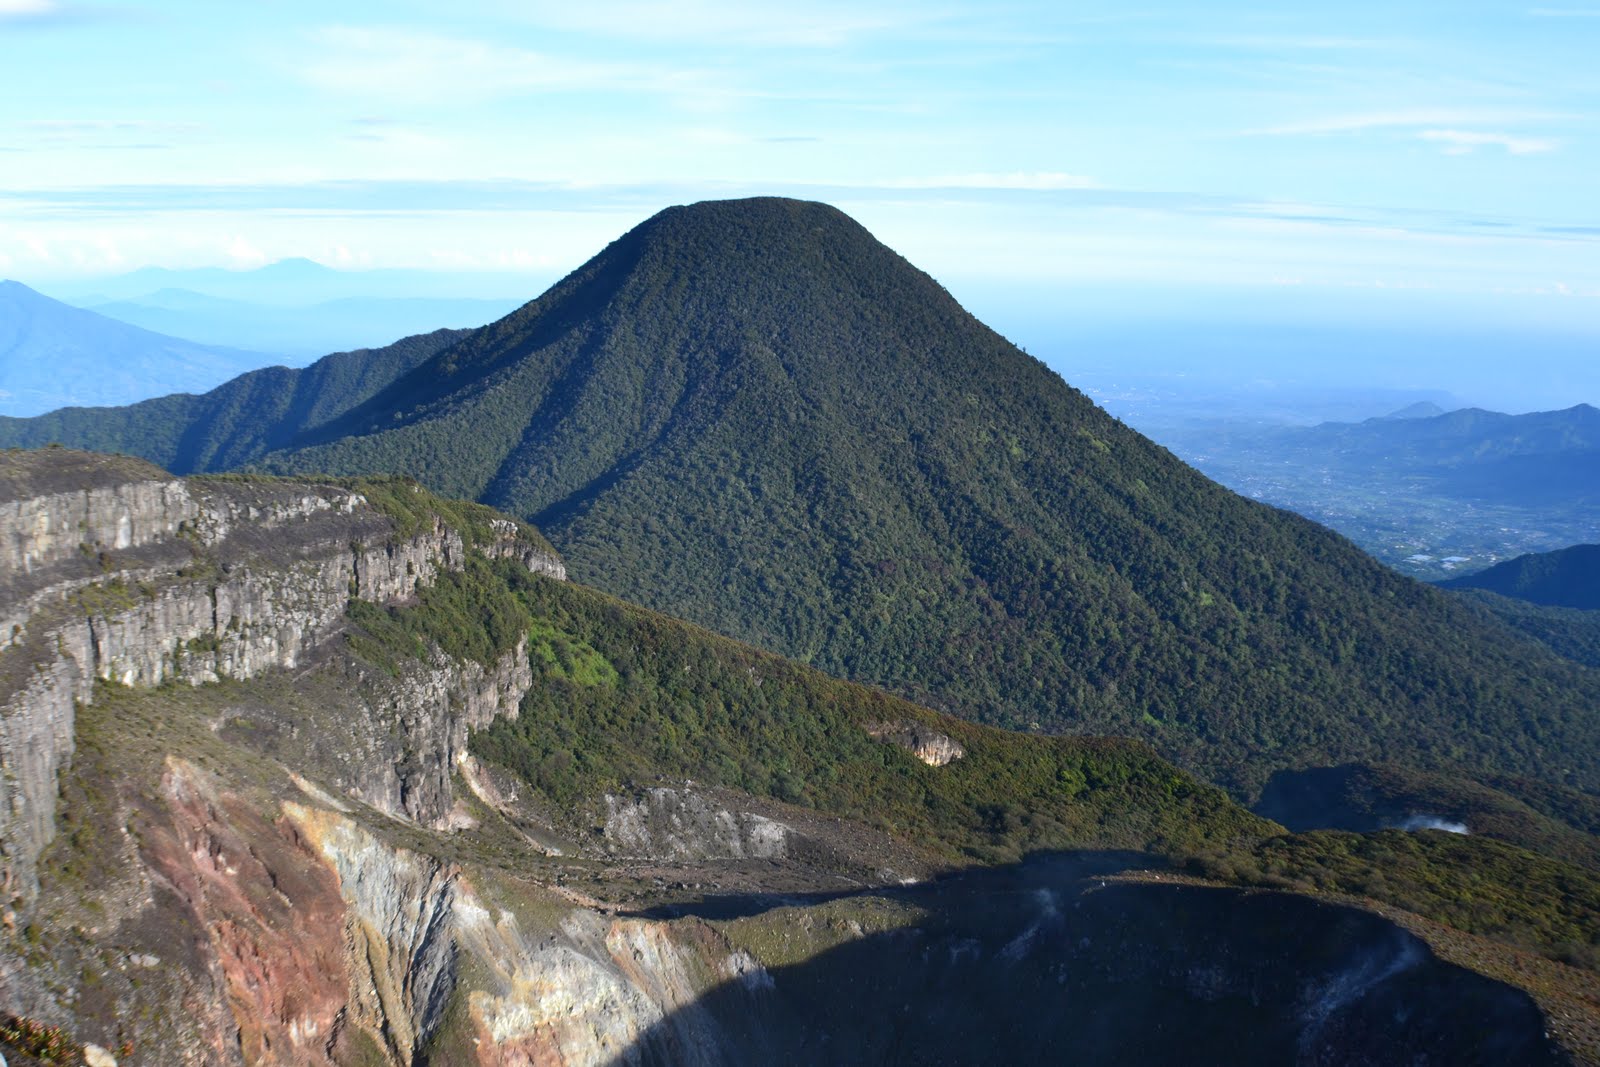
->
{"left": 5, "top": 200, "right": 1598, "bottom": 804}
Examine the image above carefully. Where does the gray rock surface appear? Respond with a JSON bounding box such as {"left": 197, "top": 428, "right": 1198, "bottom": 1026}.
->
{"left": 603, "top": 788, "right": 792, "bottom": 861}
{"left": 0, "top": 452, "right": 562, "bottom": 901}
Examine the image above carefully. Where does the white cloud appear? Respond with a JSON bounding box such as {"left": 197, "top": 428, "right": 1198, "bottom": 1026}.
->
{"left": 882, "top": 172, "right": 1098, "bottom": 191}
{"left": 23, "top": 119, "right": 204, "bottom": 143}
{"left": 300, "top": 26, "right": 684, "bottom": 102}
{"left": 1419, "top": 129, "right": 1557, "bottom": 155}
{"left": 1255, "top": 108, "right": 1557, "bottom": 136}
{"left": 225, "top": 234, "right": 268, "bottom": 268}
{"left": 1529, "top": 7, "right": 1600, "bottom": 15}
{"left": 495, "top": 248, "right": 557, "bottom": 269}
{"left": 325, "top": 244, "right": 370, "bottom": 267}
{"left": 497, "top": 1, "right": 920, "bottom": 47}
{"left": 1203, "top": 34, "right": 1388, "bottom": 50}
{"left": 0, "top": 0, "right": 54, "bottom": 14}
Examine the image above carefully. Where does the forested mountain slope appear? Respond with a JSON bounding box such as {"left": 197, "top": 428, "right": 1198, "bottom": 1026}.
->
{"left": 4, "top": 198, "right": 1597, "bottom": 804}
{"left": 256, "top": 198, "right": 1600, "bottom": 799}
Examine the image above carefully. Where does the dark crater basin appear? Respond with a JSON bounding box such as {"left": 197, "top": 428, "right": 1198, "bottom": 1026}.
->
{"left": 612, "top": 853, "right": 1563, "bottom": 1066}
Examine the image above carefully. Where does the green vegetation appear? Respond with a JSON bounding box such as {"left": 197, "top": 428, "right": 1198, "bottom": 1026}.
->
{"left": 1256, "top": 762, "right": 1600, "bottom": 870}
{"left": 1451, "top": 588, "right": 1600, "bottom": 670}
{"left": 0, "top": 1013, "right": 88, "bottom": 1062}
{"left": 346, "top": 555, "right": 530, "bottom": 669}
{"left": 257, "top": 199, "right": 1600, "bottom": 808}
{"left": 525, "top": 618, "right": 618, "bottom": 687}
{"left": 340, "top": 542, "right": 1599, "bottom": 972}
{"left": 73, "top": 578, "right": 148, "bottom": 616}
{"left": 342, "top": 557, "right": 1272, "bottom": 861}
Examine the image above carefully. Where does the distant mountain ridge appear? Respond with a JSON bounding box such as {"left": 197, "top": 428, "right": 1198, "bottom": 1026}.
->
{"left": 0, "top": 280, "right": 281, "bottom": 417}
{"left": 1379, "top": 401, "right": 1447, "bottom": 420}
{"left": 3, "top": 198, "right": 1599, "bottom": 808}
{"left": 1160, "top": 399, "right": 1600, "bottom": 579}
{"left": 1444, "top": 543, "right": 1600, "bottom": 610}
{"left": 1311, "top": 403, "right": 1600, "bottom": 509}
{"left": 0, "top": 327, "right": 466, "bottom": 472}
{"left": 35, "top": 258, "right": 532, "bottom": 360}
{"left": 85, "top": 289, "right": 522, "bottom": 358}
{"left": 44, "top": 257, "right": 549, "bottom": 306}
{"left": 1327, "top": 403, "right": 1600, "bottom": 465}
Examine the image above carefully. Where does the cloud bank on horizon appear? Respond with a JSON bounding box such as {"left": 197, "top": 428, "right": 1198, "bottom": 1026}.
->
{"left": 1, "top": 0, "right": 1596, "bottom": 330}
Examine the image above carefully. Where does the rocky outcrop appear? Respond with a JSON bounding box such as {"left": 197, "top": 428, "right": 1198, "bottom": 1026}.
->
{"left": 482, "top": 517, "right": 566, "bottom": 581}
{"left": 151, "top": 760, "right": 356, "bottom": 1066}
{"left": 230, "top": 638, "right": 536, "bottom": 832}
{"left": 456, "top": 909, "right": 733, "bottom": 1065}
{"left": 866, "top": 721, "right": 965, "bottom": 766}
{"left": 0, "top": 452, "right": 561, "bottom": 902}
{"left": 284, "top": 802, "right": 751, "bottom": 1067}
{"left": 603, "top": 789, "right": 791, "bottom": 861}
{"left": 285, "top": 803, "right": 460, "bottom": 1063}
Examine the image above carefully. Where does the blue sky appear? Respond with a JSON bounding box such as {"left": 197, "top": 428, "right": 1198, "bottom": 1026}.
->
{"left": 2, "top": 1, "right": 1598, "bottom": 339}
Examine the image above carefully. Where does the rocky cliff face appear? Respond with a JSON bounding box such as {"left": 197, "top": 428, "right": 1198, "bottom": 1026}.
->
{"left": 0, "top": 450, "right": 558, "bottom": 903}
{"left": 866, "top": 721, "right": 965, "bottom": 767}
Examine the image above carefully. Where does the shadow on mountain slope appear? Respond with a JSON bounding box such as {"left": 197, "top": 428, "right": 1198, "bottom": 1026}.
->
{"left": 602, "top": 852, "right": 1564, "bottom": 1066}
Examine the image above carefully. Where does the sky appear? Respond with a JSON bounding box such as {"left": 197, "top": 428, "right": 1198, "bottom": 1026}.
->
{"left": 2, "top": 1, "right": 1598, "bottom": 371}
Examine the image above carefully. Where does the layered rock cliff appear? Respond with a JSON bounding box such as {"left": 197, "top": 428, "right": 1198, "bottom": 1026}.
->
{"left": 0, "top": 449, "right": 561, "bottom": 902}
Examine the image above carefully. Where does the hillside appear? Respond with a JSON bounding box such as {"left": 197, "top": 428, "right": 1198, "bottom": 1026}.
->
{"left": 0, "top": 449, "right": 1592, "bottom": 1064}
{"left": 1444, "top": 543, "right": 1600, "bottom": 610}
{"left": 1451, "top": 589, "right": 1600, "bottom": 671}
{"left": 0, "top": 327, "right": 465, "bottom": 472}
{"left": 0, "top": 280, "right": 279, "bottom": 417}
{"left": 4, "top": 201, "right": 1600, "bottom": 808}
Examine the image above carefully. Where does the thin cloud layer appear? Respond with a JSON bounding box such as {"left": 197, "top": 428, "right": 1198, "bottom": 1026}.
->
{"left": 298, "top": 26, "right": 681, "bottom": 102}
{"left": 1419, "top": 129, "right": 1557, "bottom": 155}
{"left": 0, "top": 0, "right": 1593, "bottom": 305}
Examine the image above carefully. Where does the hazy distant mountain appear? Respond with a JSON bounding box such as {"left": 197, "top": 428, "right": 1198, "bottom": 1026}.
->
{"left": 44, "top": 257, "right": 550, "bottom": 307}
{"left": 0, "top": 327, "right": 466, "bottom": 472}
{"left": 51, "top": 257, "right": 356, "bottom": 306}
{"left": 1308, "top": 404, "right": 1600, "bottom": 474}
{"left": 0, "top": 280, "right": 281, "bottom": 417}
{"left": 87, "top": 288, "right": 522, "bottom": 357}
{"left": 1161, "top": 402, "right": 1600, "bottom": 578}
{"left": 1379, "top": 401, "right": 1447, "bottom": 420}
{"left": 1442, "top": 543, "right": 1600, "bottom": 610}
